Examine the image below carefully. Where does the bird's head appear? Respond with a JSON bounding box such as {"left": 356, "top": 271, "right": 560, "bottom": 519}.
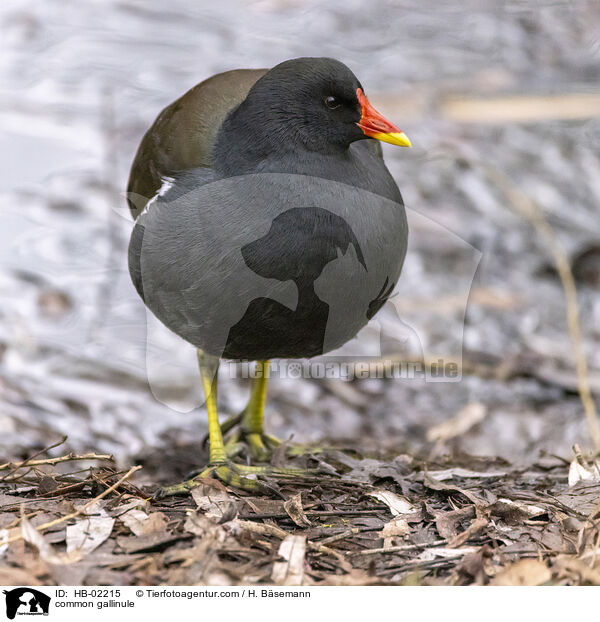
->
{"left": 224, "top": 57, "right": 411, "bottom": 156}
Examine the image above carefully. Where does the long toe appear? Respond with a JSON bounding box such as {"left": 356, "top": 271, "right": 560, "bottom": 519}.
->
{"left": 156, "top": 461, "right": 323, "bottom": 497}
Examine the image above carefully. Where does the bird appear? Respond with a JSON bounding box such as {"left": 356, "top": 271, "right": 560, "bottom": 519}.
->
{"left": 127, "top": 57, "right": 410, "bottom": 494}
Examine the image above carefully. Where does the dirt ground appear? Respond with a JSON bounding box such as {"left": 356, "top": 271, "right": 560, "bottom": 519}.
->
{"left": 1, "top": 0, "right": 600, "bottom": 586}
{"left": 2, "top": 441, "right": 600, "bottom": 586}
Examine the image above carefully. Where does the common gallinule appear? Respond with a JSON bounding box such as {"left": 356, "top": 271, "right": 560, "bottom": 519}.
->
{"left": 127, "top": 57, "right": 410, "bottom": 493}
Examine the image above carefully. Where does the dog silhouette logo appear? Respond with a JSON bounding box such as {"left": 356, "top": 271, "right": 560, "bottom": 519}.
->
{"left": 3, "top": 588, "right": 51, "bottom": 619}
{"left": 226, "top": 206, "right": 368, "bottom": 359}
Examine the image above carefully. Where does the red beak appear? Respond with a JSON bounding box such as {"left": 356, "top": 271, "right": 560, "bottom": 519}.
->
{"left": 356, "top": 88, "right": 411, "bottom": 147}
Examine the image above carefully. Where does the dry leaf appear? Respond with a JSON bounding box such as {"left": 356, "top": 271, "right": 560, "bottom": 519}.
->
{"left": 192, "top": 486, "right": 236, "bottom": 522}
{"left": 319, "top": 568, "right": 380, "bottom": 586}
{"left": 66, "top": 502, "right": 115, "bottom": 555}
{"left": 380, "top": 517, "right": 410, "bottom": 538}
{"left": 427, "top": 403, "right": 487, "bottom": 443}
{"left": 283, "top": 493, "right": 311, "bottom": 528}
{"left": 66, "top": 517, "right": 115, "bottom": 555}
{"left": 272, "top": 535, "right": 306, "bottom": 585}
{"left": 184, "top": 512, "right": 214, "bottom": 537}
{"left": 491, "top": 559, "right": 551, "bottom": 586}
{"left": 367, "top": 490, "right": 417, "bottom": 516}
{"left": 121, "top": 510, "right": 167, "bottom": 536}
{"left": 556, "top": 556, "right": 600, "bottom": 584}
{"left": 380, "top": 517, "right": 410, "bottom": 548}
{"left": 423, "top": 474, "right": 486, "bottom": 506}
{"left": 22, "top": 515, "right": 80, "bottom": 565}
{"left": 0, "top": 529, "right": 8, "bottom": 558}
{"left": 448, "top": 517, "right": 488, "bottom": 548}
{"left": 143, "top": 513, "right": 168, "bottom": 533}
{"left": 417, "top": 547, "right": 477, "bottom": 561}
{"left": 568, "top": 459, "right": 600, "bottom": 486}
{"left": 434, "top": 506, "right": 475, "bottom": 539}
{"left": 0, "top": 566, "right": 44, "bottom": 586}
{"left": 120, "top": 509, "right": 151, "bottom": 536}
{"left": 496, "top": 498, "right": 546, "bottom": 517}
{"left": 427, "top": 467, "right": 506, "bottom": 481}
{"left": 459, "top": 547, "right": 491, "bottom": 581}
{"left": 109, "top": 498, "right": 147, "bottom": 516}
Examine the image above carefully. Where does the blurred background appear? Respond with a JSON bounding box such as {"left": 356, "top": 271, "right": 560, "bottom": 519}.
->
{"left": 1, "top": 0, "right": 599, "bottom": 479}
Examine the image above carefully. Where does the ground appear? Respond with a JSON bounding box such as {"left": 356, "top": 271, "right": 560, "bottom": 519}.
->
{"left": 2, "top": 443, "right": 600, "bottom": 586}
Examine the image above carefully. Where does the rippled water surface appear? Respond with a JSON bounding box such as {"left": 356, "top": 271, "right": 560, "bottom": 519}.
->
{"left": 1, "top": 0, "right": 599, "bottom": 472}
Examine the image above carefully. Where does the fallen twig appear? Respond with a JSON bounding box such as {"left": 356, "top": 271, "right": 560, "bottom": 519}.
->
{"left": 351, "top": 539, "right": 448, "bottom": 557}
{"left": 237, "top": 508, "right": 382, "bottom": 520}
{"left": 318, "top": 528, "right": 360, "bottom": 546}
{"left": 0, "top": 452, "right": 113, "bottom": 471}
{"left": 4, "top": 465, "right": 141, "bottom": 545}
{"left": 236, "top": 519, "right": 348, "bottom": 564}
{"left": 0, "top": 436, "right": 68, "bottom": 481}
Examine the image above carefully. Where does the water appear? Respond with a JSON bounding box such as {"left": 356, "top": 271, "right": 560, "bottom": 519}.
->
{"left": 1, "top": 0, "right": 599, "bottom": 468}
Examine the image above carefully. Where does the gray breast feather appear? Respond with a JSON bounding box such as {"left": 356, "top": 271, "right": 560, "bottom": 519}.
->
{"left": 130, "top": 172, "right": 407, "bottom": 359}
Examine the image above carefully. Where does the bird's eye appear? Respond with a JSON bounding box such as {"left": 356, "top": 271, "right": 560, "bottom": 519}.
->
{"left": 324, "top": 96, "right": 341, "bottom": 110}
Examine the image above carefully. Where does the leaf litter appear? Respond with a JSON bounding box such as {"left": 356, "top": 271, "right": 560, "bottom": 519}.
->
{"left": 2, "top": 443, "right": 600, "bottom": 585}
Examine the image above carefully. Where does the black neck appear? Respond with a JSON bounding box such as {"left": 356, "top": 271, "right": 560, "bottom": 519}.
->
{"left": 212, "top": 100, "right": 351, "bottom": 177}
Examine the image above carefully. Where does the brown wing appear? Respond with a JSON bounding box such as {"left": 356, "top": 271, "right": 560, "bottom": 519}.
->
{"left": 127, "top": 68, "right": 267, "bottom": 219}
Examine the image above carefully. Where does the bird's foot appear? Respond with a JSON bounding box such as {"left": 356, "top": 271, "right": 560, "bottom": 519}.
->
{"left": 205, "top": 412, "right": 275, "bottom": 460}
{"left": 155, "top": 461, "right": 316, "bottom": 497}
{"left": 205, "top": 413, "right": 323, "bottom": 462}
{"left": 224, "top": 428, "right": 281, "bottom": 462}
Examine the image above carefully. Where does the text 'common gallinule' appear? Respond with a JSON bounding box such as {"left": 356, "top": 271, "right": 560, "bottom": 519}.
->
{"left": 127, "top": 57, "right": 410, "bottom": 494}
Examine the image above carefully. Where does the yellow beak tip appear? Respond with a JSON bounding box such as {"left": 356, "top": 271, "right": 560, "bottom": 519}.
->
{"left": 370, "top": 131, "right": 412, "bottom": 148}
{"left": 397, "top": 132, "right": 412, "bottom": 148}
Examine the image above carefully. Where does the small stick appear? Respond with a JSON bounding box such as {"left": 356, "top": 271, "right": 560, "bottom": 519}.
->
{"left": 38, "top": 482, "right": 88, "bottom": 498}
{"left": 0, "top": 436, "right": 68, "bottom": 481}
{"left": 2, "top": 467, "right": 35, "bottom": 483}
{"left": 4, "top": 511, "right": 41, "bottom": 530}
{"left": 318, "top": 527, "right": 360, "bottom": 546}
{"left": 4, "top": 465, "right": 141, "bottom": 545}
{"left": 237, "top": 509, "right": 382, "bottom": 520}
{"left": 351, "top": 538, "right": 449, "bottom": 557}
{"left": 380, "top": 554, "right": 465, "bottom": 577}
{"left": 0, "top": 452, "right": 113, "bottom": 471}
{"left": 235, "top": 519, "right": 347, "bottom": 562}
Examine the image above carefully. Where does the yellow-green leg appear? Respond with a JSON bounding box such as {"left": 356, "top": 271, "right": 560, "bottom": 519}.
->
{"left": 222, "top": 360, "right": 283, "bottom": 461}
{"left": 157, "top": 352, "right": 309, "bottom": 497}
{"left": 214, "top": 359, "right": 325, "bottom": 461}
{"left": 200, "top": 350, "right": 225, "bottom": 464}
